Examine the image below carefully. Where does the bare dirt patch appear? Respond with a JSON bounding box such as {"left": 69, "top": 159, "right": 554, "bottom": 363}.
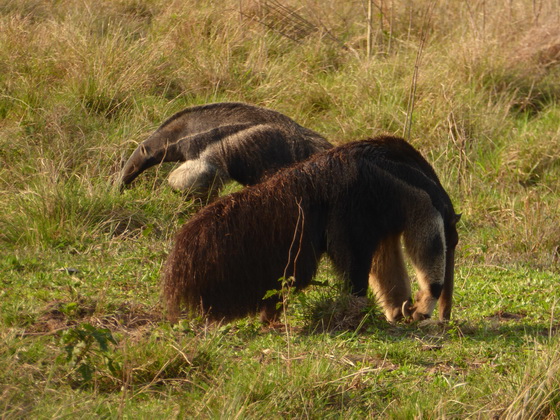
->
{"left": 19, "top": 300, "right": 163, "bottom": 337}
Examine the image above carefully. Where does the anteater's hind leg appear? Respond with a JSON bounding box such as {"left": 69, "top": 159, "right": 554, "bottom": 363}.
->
{"left": 369, "top": 235, "right": 412, "bottom": 323}
{"left": 259, "top": 298, "right": 281, "bottom": 324}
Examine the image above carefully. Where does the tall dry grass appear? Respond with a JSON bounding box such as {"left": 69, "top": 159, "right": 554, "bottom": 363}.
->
{"left": 1, "top": 0, "right": 559, "bottom": 260}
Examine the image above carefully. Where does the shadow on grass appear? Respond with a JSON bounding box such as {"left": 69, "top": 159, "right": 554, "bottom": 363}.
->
{"left": 298, "top": 294, "right": 558, "bottom": 348}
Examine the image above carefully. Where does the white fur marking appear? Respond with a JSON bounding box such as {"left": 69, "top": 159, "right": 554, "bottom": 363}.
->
{"left": 168, "top": 159, "right": 218, "bottom": 192}
{"left": 200, "top": 124, "right": 275, "bottom": 160}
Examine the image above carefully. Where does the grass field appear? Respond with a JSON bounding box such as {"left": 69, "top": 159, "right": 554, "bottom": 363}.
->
{"left": 1, "top": 0, "right": 559, "bottom": 418}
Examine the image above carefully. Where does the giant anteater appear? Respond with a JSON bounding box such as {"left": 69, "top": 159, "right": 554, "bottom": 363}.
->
{"left": 119, "top": 102, "right": 332, "bottom": 199}
{"left": 162, "top": 136, "right": 460, "bottom": 323}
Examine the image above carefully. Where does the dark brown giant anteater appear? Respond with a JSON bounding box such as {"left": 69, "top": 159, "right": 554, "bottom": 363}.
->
{"left": 119, "top": 102, "right": 332, "bottom": 199}
{"left": 162, "top": 136, "right": 460, "bottom": 323}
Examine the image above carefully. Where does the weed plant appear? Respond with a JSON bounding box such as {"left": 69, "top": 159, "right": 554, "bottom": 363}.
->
{"left": 1, "top": 0, "right": 559, "bottom": 418}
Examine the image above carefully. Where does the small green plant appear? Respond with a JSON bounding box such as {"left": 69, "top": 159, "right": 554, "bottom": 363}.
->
{"left": 59, "top": 323, "right": 120, "bottom": 386}
{"left": 262, "top": 275, "right": 297, "bottom": 313}
{"left": 59, "top": 302, "right": 80, "bottom": 318}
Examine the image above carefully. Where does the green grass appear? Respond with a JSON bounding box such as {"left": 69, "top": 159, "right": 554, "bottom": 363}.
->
{"left": 1, "top": 0, "right": 559, "bottom": 417}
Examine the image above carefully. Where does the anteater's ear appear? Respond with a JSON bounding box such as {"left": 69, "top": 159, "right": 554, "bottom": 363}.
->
{"left": 453, "top": 213, "right": 462, "bottom": 225}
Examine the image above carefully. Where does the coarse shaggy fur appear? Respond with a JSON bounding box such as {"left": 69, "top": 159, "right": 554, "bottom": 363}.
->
{"left": 162, "top": 136, "right": 459, "bottom": 323}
